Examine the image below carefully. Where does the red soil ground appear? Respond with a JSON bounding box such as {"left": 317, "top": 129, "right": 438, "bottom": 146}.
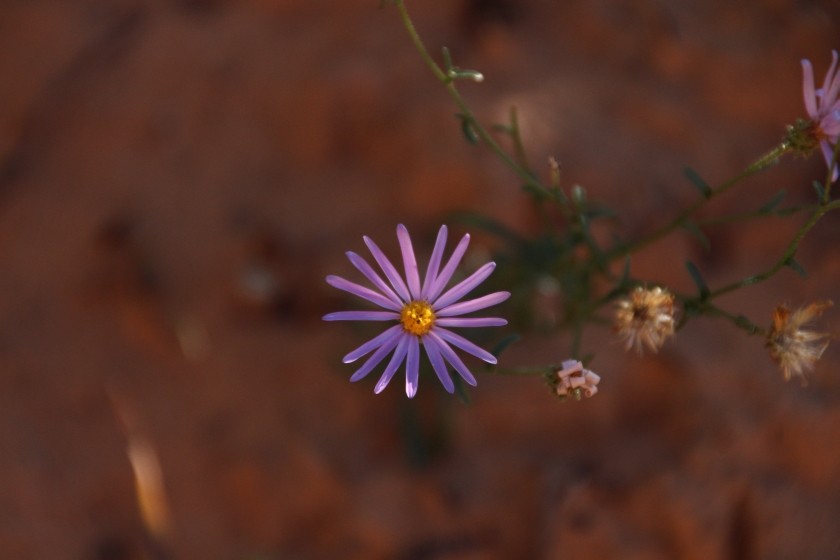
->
{"left": 1, "top": 1, "right": 839, "bottom": 558}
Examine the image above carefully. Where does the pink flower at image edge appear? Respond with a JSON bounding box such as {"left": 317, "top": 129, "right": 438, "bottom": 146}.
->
{"left": 802, "top": 49, "right": 840, "bottom": 182}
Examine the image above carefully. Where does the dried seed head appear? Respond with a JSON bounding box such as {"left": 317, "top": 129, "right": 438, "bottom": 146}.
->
{"left": 614, "top": 287, "right": 677, "bottom": 354}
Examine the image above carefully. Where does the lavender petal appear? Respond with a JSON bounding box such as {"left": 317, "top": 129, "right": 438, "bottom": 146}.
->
{"left": 435, "top": 317, "right": 507, "bottom": 328}
{"left": 373, "top": 334, "right": 410, "bottom": 394}
{"left": 433, "top": 262, "right": 496, "bottom": 310}
{"left": 820, "top": 141, "right": 839, "bottom": 182}
{"left": 323, "top": 311, "right": 399, "bottom": 322}
{"left": 349, "top": 330, "right": 404, "bottom": 382}
{"left": 820, "top": 50, "right": 839, "bottom": 108}
{"left": 426, "top": 233, "right": 470, "bottom": 302}
{"left": 404, "top": 335, "right": 420, "bottom": 398}
{"left": 363, "top": 235, "right": 411, "bottom": 302}
{"left": 822, "top": 110, "right": 840, "bottom": 136}
{"left": 426, "top": 331, "right": 477, "bottom": 386}
{"left": 346, "top": 251, "right": 403, "bottom": 306}
{"left": 433, "top": 327, "right": 497, "bottom": 364}
{"left": 397, "top": 224, "right": 421, "bottom": 300}
{"left": 423, "top": 336, "right": 455, "bottom": 393}
{"left": 326, "top": 275, "right": 402, "bottom": 311}
{"left": 435, "top": 291, "right": 511, "bottom": 317}
{"left": 343, "top": 325, "right": 403, "bottom": 364}
{"left": 420, "top": 225, "right": 448, "bottom": 299}
{"left": 803, "top": 59, "right": 817, "bottom": 117}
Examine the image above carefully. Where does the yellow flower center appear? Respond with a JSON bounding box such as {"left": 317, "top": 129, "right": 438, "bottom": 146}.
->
{"left": 400, "top": 300, "right": 435, "bottom": 336}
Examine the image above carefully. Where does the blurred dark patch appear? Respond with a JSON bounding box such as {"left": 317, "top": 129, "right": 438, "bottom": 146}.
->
{"left": 172, "top": 0, "right": 226, "bottom": 16}
{"left": 86, "top": 213, "right": 183, "bottom": 357}
{"left": 230, "top": 229, "right": 299, "bottom": 321}
{"left": 0, "top": 5, "right": 146, "bottom": 202}
{"left": 690, "top": 227, "right": 736, "bottom": 270}
{"left": 727, "top": 491, "right": 755, "bottom": 560}
{"left": 92, "top": 214, "right": 159, "bottom": 297}
{"left": 90, "top": 533, "right": 171, "bottom": 560}
{"left": 458, "top": 0, "right": 524, "bottom": 36}
{"left": 90, "top": 534, "right": 139, "bottom": 560}
{"left": 597, "top": 353, "right": 703, "bottom": 491}
{"left": 399, "top": 530, "right": 495, "bottom": 560}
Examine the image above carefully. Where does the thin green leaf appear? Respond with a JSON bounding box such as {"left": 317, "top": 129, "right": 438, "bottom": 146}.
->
{"left": 681, "top": 220, "right": 711, "bottom": 251}
{"left": 784, "top": 256, "right": 807, "bottom": 277}
{"left": 685, "top": 261, "right": 710, "bottom": 299}
{"left": 684, "top": 166, "right": 712, "bottom": 199}
{"left": 490, "top": 333, "right": 521, "bottom": 360}
{"left": 453, "top": 374, "right": 472, "bottom": 405}
{"left": 457, "top": 114, "right": 479, "bottom": 144}
{"left": 619, "top": 257, "right": 631, "bottom": 284}
{"left": 734, "top": 315, "right": 760, "bottom": 335}
{"left": 813, "top": 180, "right": 826, "bottom": 201}
{"left": 759, "top": 190, "right": 786, "bottom": 214}
{"left": 441, "top": 46, "right": 454, "bottom": 73}
{"left": 450, "top": 68, "right": 484, "bottom": 82}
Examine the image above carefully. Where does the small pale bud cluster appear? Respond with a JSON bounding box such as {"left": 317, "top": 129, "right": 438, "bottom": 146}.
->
{"left": 552, "top": 360, "right": 600, "bottom": 400}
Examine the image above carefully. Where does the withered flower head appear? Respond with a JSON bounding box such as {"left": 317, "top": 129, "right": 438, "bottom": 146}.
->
{"left": 767, "top": 300, "right": 832, "bottom": 384}
{"left": 552, "top": 359, "right": 600, "bottom": 400}
{"left": 614, "top": 286, "right": 677, "bottom": 354}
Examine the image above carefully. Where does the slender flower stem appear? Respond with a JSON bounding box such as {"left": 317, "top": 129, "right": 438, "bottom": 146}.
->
{"left": 678, "top": 299, "right": 766, "bottom": 336}
{"left": 607, "top": 143, "right": 793, "bottom": 260}
{"left": 710, "top": 199, "right": 840, "bottom": 298}
{"left": 507, "top": 106, "right": 531, "bottom": 171}
{"left": 697, "top": 204, "right": 811, "bottom": 227}
{"left": 393, "top": 0, "right": 553, "bottom": 198}
{"left": 392, "top": 0, "right": 838, "bottom": 370}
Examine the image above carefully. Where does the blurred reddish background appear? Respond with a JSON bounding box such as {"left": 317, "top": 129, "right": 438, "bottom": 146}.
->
{"left": 1, "top": 1, "right": 839, "bottom": 558}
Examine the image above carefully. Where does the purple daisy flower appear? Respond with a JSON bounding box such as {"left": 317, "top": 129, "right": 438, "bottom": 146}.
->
{"left": 802, "top": 49, "right": 840, "bottom": 182}
{"left": 323, "top": 224, "right": 510, "bottom": 398}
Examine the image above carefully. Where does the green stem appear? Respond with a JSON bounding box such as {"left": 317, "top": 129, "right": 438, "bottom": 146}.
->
{"left": 393, "top": 0, "right": 552, "bottom": 198}
{"left": 508, "top": 105, "right": 531, "bottom": 171}
{"left": 607, "top": 143, "right": 793, "bottom": 260}
{"left": 697, "top": 204, "right": 811, "bottom": 227}
{"left": 710, "top": 199, "right": 840, "bottom": 298}
{"left": 677, "top": 298, "right": 766, "bottom": 336}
